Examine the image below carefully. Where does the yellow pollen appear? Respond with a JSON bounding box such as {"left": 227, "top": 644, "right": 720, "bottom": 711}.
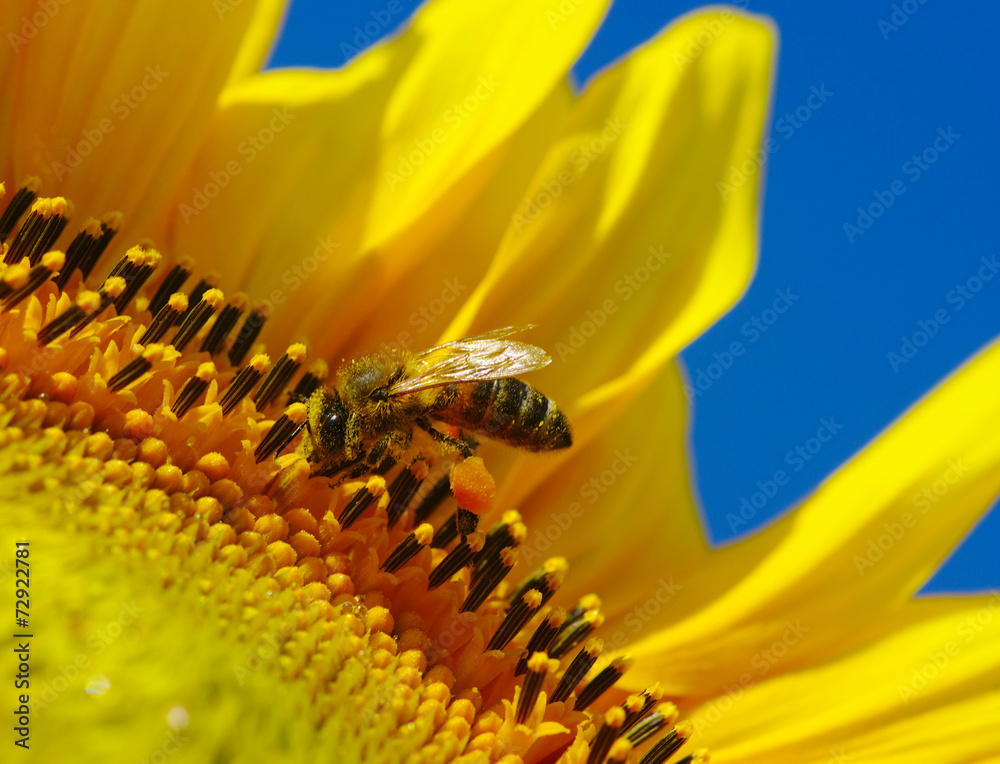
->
{"left": 40, "top": 250, "right": 65, "bottom": 270}
{"left": 0, "top": 181, "right": 708, "bottom": 764}
{"left": 81, "top": 217, "right": 103, "bottom": 237}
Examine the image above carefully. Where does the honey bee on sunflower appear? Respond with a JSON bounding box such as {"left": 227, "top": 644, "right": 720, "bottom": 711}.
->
{"left": 298, "top": 326, "right": 572, "bottom": 480}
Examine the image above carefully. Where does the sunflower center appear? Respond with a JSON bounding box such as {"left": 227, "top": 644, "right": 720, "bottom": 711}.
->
{"left": 0, "top": 178, "right": 702, "bottom": 763}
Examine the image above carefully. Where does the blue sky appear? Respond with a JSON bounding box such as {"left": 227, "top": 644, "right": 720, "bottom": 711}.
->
{"left": 268, "top": 1, "right": 1000, "bottom": 593}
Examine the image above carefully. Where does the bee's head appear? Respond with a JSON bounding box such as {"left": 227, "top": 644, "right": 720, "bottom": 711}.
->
{"left": 305, "top": 388, "right": 348, "bottom": 459}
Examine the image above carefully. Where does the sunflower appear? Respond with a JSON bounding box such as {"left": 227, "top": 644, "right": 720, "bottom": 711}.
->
{"left": 2, "top": 1, "right": 997, "bottom": 763}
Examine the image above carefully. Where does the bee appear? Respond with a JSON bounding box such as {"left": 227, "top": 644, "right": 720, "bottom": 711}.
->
{"left": 300, "top": 326, "right": 572, "bottom": 478}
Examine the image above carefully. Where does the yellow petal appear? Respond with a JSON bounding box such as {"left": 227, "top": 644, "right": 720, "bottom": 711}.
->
{"left": 169, "top": 63, "right": 574, "bottom": 358}
{"left": 226, "top": 0, "right": 288, "bottom": 85}
{"left": 2, "top": 0, "right": 282, "bottom": 248}
{"left": 451, "top": 10, "right": 774, "bottom": 505}
{"left": 627, "top": 336, "right": 1000, "bottom": 697}
{"left": 362, "top": 0, "right": 610, "bottom": 254}
{"left": 689, "top": 595, "right": 1000, "bottom": 763}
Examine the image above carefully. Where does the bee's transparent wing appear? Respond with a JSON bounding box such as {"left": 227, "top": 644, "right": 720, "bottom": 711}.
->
{"left": 386, "top": 326, "right": 551, "bottom": 397}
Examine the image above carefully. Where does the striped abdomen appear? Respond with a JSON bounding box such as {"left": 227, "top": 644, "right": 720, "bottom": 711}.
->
{"left": 431, "top": 378, "right": 571, "bottom": 452}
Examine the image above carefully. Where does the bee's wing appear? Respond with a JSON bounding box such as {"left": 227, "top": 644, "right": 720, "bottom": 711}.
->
{"left": 386, "top": 326, "right": 551, "bottom": 397}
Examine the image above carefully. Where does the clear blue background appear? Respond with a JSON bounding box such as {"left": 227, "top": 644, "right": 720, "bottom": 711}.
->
{"left": 268, "top": 0, "right": 1000, "bottom": 593}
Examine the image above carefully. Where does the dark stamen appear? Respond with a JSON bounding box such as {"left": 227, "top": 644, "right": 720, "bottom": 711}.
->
{"left": 385, "top": 461, "right": 427, "bottom": 530}
{"left": 253, "top": 344, "right": 306, "bottom": 410}
{"left": 380, "top": 523, "right": 433, "bottom": 574}
{"left": 219, "top": 354, "right": 269, "bottom": 416}
{"left": 228, "top": 307, "right": 267, "bottom": 366}
{"left": 6, "top": 197, "right": 71, "bottom": 265}
{"left": 427, "top": 532, "right": 483, "bottom": 589}
{"left": 0, "top": 179, "right": 40, "bottom": 242}
{"left": 486, "top": 587, "right": 542, "bottom": 652}
{"left": 621, "top": 685, "right": 663, "bottom": 735}
{"left": 141, "top": 293, "right": 188, "bottom": 345}
{"left": 2, "top": 251, "right": 64, "bottom": 310}
{"left": 508, "top": 559, "right": 565, "bottom": 614}
{"left": 338, "top": 480, "right": 382, "bottom": 530}
{"left": 288, "top": 359, "right": 327, "bottom": 404}
{"left": 69, "top": 277, "right": 125, "bottom": 337}
{"left": 56, "top": 216, "right": 118, "bottom": 290}
{"left": 550, "top": 608, "right": 602, "bottom": 660}
{"left": 178, "top": 277, "right": 216, "bottom": 324}
{"left": 78, "top": 213, "right": 122, "bottom": 280}
{"left": 108, "top": 345, "right": 164, "bottom": 393}
{"left": 587, "top": 708, "right": 625, "bottom": 764}
{"left": 462, "top": 546, "right": 517, "bottom": 614}
{"left": 516, "top": 652, "right": 550, "bottom": 724}
{"left": 412, "top": 473, "right": 453, "bottom": 526}
{"left": 254, "top": 404, "right": 307, "bottom": 464}
{"left": 430, "top": 510, "right": 459, "bottom": 549}
{"left": 471, "top": 511, "right": 523, "bottom": 588}
{"left": 626, "top": 704, "right": 678, "bottom": 747}
{"left": 549, "top": 639, "right": 604, "bottom": 703}
{"left": 200, "top": 297, "right": 247, "bottom": 356}
{"left": 113, "top": 248, "right": 159, "bottom": 313}
{"left": 550, "top": 638, "right": 602, "bottom": 704}
{"left": 574, "top": 656, "right": 633, "bottom": 712}
{"left": 147, "top": 259, "right": 192, "bottom": 316}
{"left": 515, "top": 607, "right": 564, "bottom": 675}
{"left": 38, "top": 291, "right": 101, "bottom": 346}
{"left": 171, "top": 362, "right": 217, "bottom": 417}
{"left": 636, "top": 721, "right": 691, "bottom": 764}
{"left": 172, "top": 288, "right": 223, "bottom": 351}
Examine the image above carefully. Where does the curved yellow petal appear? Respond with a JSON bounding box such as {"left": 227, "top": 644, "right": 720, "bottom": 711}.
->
{"left": 688, "top": 595, "right": 1000, "bottom": 763}
{"left": 170, "top": 0, "right": 604, "bottom": 356}
{"left": 226, "top": 0, "right": 288, "bottom": 85}
{"left": 449, "top": 10, "right": 774, "bottom": 507}
{"left": 362, "top": 0, "right": 610, "bottom": 254}
{"left": 169, "top": 63, "right": 575, "bottom": 359}
{"left": 2, "top": 0, "right": 282, "bottom": 249}
{"left": 167, "top": 51, "right": 405, "bottom": 352}
{"left": 626, "top": 336, "right": 1000, "bottom": 697}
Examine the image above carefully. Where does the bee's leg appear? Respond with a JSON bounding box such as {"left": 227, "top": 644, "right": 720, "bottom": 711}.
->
{"left": 363, "top": 431, "right": 411, "bottom": 474}
{"left": 315, "top": 453, "right": 367, "bottom": 480}
{"left": 416, "top": 418, "right": 474, "bottom": 458}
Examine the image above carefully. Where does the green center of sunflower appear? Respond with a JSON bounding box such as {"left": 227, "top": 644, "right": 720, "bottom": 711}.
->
{"left": 0, "top": 178, "right": 706, "bottom": 764}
